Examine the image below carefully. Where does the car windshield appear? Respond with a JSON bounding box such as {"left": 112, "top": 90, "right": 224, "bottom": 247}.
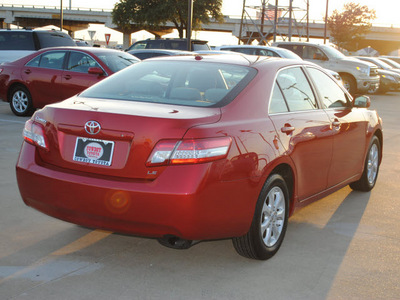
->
{"left": 80, "top": 60, "right": 256, "bottom": 107}
{"left": 97, "top": 52, "right": 140, "bottom": 72}
{"left": 320, "top": 45, "right": 346, "bottom": 59}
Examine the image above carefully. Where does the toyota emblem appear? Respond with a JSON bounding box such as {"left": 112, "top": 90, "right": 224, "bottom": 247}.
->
{"left": 84, "top": 121, "right": 101, "bottom": 135}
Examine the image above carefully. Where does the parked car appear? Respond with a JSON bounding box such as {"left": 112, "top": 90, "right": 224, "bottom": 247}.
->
{"left": 0, "top": 29, "right": 76, "bottom": 63}
{"left": 125, "top": 38, "right": 210, "bottom": 52}
{"left": 16, "top": 54, "right": 382, "bottom": 260}
{"left": 355, "top": 56, "right": 400, "bottom": 94}
{"left": 273, "top": 41, "right": 380, "bottom": 95}
{"left": 214, "top": 45, "right": 343, "bottom": 83}
{"left": 379, "top": 57, "right": 400, "bottom": 69}
{"left": 128, "top": 49, "right": 192, "bottom": 60}
{"left": 356, "top": 56, "right": 400, "bottom": 75}
{"left": 216, "top": 45, "right": 302, "bottom": 60}
{"left": 0, "top": 47, "right": 139, "bottom": 116}
{"left": 380, "top": 56, "right": 400, "bottom": 64}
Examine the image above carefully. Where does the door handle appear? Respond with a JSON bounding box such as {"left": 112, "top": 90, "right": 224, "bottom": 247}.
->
{"left": 64, "top": 74, "right": 72, "bottom": 80}
{"left": 281, "top": 124, "right": 295, "bottom": 134}
{"left": 24, "top": 69, "right": 31, "bottom": 74}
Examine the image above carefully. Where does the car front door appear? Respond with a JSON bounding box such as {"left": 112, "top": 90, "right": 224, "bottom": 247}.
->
{"left": 268, "top": 67, "right": 333, "bottom": 201}
{"left": 22, "top": 50, "right": 66, "bottom": 107}
{"left": 62, "top": 51, "right": 106, "bottom": 99}
{"left": 306, "top": 67, "right": 368, "bottom": 187}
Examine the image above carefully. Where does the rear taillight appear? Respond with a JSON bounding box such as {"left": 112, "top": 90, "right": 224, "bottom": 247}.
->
{"left": 146, "top": 137, "right": 232, "bottom": 167}
{"left": 23, "top": 119, "right": 48, "bottom": 150}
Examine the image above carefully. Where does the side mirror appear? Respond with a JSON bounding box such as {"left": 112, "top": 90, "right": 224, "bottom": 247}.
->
{"left": 353, "top": 95, "right": 371, "bottom": 108}
{"left": 88, "top": 67, "right": 104, "bottom": 75}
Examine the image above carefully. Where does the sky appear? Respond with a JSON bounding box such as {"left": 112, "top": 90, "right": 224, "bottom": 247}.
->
{"left": 4, "top": 0, "right": 400, "bottom": 45}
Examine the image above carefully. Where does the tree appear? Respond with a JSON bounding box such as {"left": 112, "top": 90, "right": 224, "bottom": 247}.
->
{"left": 112, "top": 0, "right": 224, "bottom": 39}
{"left": 327, "top": 2, "right": 376, "bottom": 51}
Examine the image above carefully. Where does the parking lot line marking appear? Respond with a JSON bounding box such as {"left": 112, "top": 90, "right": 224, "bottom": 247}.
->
{"left": 0, "top": 230, "right": 112, "bottom": 284}
{"left": 0, "top": 118, "right": 26, "bottom": 125}
{"left": 51, "top": 230, "right": 112, "bottom": 256}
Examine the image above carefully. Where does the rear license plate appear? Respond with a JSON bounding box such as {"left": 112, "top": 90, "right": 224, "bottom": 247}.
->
{"left": 73, "top": 137, "right": 115, "bottom": 166}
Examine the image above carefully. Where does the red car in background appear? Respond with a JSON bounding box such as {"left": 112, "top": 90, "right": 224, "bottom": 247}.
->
{"left": 16, "top": 54, "right": 382, "bottom": 260}
{"left": 0, "top": 47, "right": 139, "bottom": 116}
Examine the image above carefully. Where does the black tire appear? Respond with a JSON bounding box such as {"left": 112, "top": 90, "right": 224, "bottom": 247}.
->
{"left": 341, "top": 74, "right": 357, "bottom": 95}
{"left": 9, "top": 85, "right": 34, "bottom": 117}
{"left": 232, "top": 174, "right": 289, "bottom": 260}
{"left": 350, "top": 136, "right": 381, "bottom": 192}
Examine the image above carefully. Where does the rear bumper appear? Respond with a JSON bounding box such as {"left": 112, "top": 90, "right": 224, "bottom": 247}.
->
{"left": 16, "top": 142, "right": 258, "bottom": 240}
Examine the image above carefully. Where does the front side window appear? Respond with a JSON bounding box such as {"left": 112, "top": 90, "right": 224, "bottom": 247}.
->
{"left": 80, "top": 61, "right": 256, "bottom": 107}
{"left": 277, "top": 67, "right": 317, "bottom": 111}
{"left": 67, "top": 52, "right": 100, "bottom": 73}
{"left": 307, "top": 67, "right": 350, "bottom": 108}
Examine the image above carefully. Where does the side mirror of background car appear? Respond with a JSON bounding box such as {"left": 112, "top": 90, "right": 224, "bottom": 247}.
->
{"left": 353, "top": 95, "right": 371, "bottom": 108}
{"left": 88, "top": 67, "right": 104, "bottom": 75}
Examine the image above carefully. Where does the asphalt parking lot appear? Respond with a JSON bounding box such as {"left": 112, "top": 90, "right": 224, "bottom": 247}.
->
{"left": 0, "top": 93, "right": 399, "bottom": 300}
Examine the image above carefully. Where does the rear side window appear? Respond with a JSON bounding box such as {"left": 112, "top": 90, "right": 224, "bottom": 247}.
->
{"left": 0, "top": 32, "right": 35, "bottom": 50}
{"left": 26, "top": 51, "right": 66, "bottom": 69}
{"left": 276, "top": 67, "right": 317, "bottom": 111}
{"left": 192, "top": 43, "right": 210, "bottom": 51}
{"left": 35, "top": 31, "right": 75, "bottom": 48}
{"left": 80, "top": 60, "right": 256, "bottom": 107}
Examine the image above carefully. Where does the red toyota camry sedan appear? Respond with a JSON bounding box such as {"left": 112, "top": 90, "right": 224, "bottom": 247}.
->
{"left": 0, "top": 47, "right": 139, "bottom": 116}
{"left": 16, "top": 54, "right": 382, "bottom": 260}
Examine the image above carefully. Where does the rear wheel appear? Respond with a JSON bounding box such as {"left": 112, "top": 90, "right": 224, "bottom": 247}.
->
{"left": 9, "top": 85, "right": 34, "bottom": 116}
{"left": 232, "top": 174, "right": 289, "bottom": 260}
{"left": 350, "top": 136, "right": 380, "bottom": 191}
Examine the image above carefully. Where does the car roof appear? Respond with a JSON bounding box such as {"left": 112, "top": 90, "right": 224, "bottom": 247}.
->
{"left": 142, "top": 52, "right": 310, "bottom": 69}
{"left": 128, "top": 49, "right": 192, "bottom": 55}
{"left": 35, "top": 46, "right": 126, "bottom": 54}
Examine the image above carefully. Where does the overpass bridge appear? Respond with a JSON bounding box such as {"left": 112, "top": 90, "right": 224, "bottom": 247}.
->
{"left": 1, "top": 4, "right": 400, "bottom": 54}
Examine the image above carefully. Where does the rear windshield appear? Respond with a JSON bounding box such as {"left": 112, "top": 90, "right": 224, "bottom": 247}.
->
{"left": 96, "top": 52, "right": 140, "bottom": 72}
{"left": 35, "top": 31, "right": 75, "bottom": 48}
{"left": 0, "top": 31, "right": 35, "bottom": 50}
{"left": 80, "top": 60, "right": 256, "bottom": 107}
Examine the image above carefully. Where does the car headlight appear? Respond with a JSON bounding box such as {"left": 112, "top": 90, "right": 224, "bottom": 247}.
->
{"left": 356, "top": 66, "right": 370, "bottom": 75}
{"left": 382, "top": 74, "right": 396, "bottom": 82}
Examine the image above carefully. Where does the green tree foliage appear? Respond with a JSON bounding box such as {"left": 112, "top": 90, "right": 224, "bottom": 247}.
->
{"left": 112, "top": 0, "right": 224, "bottom": 38}
{"left": 327, "top": 2, "right": 376, "bottom": 51}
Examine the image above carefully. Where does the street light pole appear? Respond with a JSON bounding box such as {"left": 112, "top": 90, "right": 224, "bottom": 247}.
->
{"left": 186, "top": 0, "right": 193, "bottom": 51}
{"left": 324, "top": 0, "right": 329, "bottom": 44}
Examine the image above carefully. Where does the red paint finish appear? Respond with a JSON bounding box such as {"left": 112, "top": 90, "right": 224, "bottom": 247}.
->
{"left": 16, "top": 55, "right": 382, "bottom": 242}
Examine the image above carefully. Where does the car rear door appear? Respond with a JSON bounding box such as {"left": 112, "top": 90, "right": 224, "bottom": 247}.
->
{"left": 268, "top": 66, "right": 333, "bottom": 201}
{"left": 21, "top": 50, "right": 66, "bottom": 107}
{"left": 306, "top": 67, "right": 368, "bottom": 187}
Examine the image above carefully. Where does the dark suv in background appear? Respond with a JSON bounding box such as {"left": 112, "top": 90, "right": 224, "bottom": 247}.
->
{"left": 125, "top": 38, "right": 210, "bottom": 51}
{"left": 0, "top": 29, "right": 75, "bottom": 63}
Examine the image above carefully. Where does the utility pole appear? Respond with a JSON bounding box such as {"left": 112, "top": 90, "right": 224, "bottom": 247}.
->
{"left": 60, "top": 0, "right": 63, "bottom": 31}
{"left": 186, "top": 0, "right": 193, "bottom": 51}
{"left": 306, "top": 0, "right": 309, "bottom": 41}
{"left": 260, "top": 0, "right": 266, "bottom": 45}
{"left": 273, "top": 0, "right": 279, "bottom": 42}
{"left": 288, "top": 0, "right": 293, "bottom": 41}
{"left": 239, "top": 0, "right": 246, "bottom": 45}
{"left": 324, "top": 0, "right": 329, "bottom": 44}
